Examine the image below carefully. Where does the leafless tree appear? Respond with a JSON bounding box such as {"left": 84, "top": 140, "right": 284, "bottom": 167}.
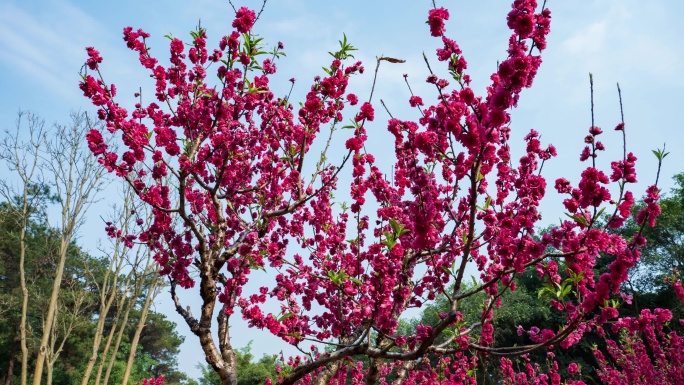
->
{"left": 80, "top": 187, "right": 136, "bottom": 385}
{"left": 0, "top": 111, "right": 47, "bottom": 385}
{"left": 121, "top": 255, "right": 162, "bottom": 385}
{"left": 31, "top": 111, "right": 108, "bottom": 385}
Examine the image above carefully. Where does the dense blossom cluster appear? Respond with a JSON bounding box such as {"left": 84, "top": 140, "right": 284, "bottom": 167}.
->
{"left": 499, "top": 353, "right": 586, "bottom": 385}
{"left": 81, "top": 0, "right": 663, "bottom": 384}
{"left": 592, "top": 309, "right": 684, "bottom": 384}
{"left": 141, "top": 375, "right": 165, "bottom": 385}
{"left": 501, "top": 289, "right": 684, "bottom": 385}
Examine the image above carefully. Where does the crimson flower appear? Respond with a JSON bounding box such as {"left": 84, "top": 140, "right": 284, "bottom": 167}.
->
{"left": 86, "top": 129, "right": 106, "bottom": 155}
{"left": 427, "top": 7, "right": 449, "bottom": 37}
{"left": 232, "top": 7, "right": 256, "bottom": 33}
{"left": 355, "top": 102, "right": 375, "bottom": 122}
{"left": 85, "top": 47, "right": 102, "bottom": 70}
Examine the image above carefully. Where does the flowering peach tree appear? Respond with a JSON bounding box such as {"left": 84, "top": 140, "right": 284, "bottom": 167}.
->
{"left": 80, "top": 1, "right": 664, "bottom": 384}
{"left": 592, "top": 308, "right": 684, "bottom": 384}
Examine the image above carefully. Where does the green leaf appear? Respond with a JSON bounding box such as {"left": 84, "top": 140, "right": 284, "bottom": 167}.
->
{"left": 382, "top": 231, "right": 397, "bottom": 250}
{"left": 652, "top": 146, "right": 670, "bottom": 161}
{"left": 568, "top": 270, "right": 584, "bottom": 284}
{"left": 389, "top": 218, "right": 401, "bottom": 233}
{"left": 326, "top": 270, "right": 339, "bottom": 285}
{"left": 538, "top": 283, "right": 559, "bottom": 299}
{"left": 330, "top": 33, "right": 358, "bottom": 60}
{"left": 538, "top": 284, "right": 550, "bottom": 299}
{"left": 326, "top": 270, "right": 349, "bottom": 286}
{"left": 564, "top": 212, "right": 587, "bottom": 226}
{"left": 595, "top": 206, "right": 606, "bottom": 220}
{"left": 389, "top": 218, "right": 409, "bottom": 237}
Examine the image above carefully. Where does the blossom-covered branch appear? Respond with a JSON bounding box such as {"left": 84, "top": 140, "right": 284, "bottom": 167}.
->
{"left": 80, "top": 0, "right": 662, "bottom": 383}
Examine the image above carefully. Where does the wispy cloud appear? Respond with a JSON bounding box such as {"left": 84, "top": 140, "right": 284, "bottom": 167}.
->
{"left": 0, "top": 0, "right": 109, "bottom": 103}
{"left": 558, "top": 1, "right": 682, "bottom": 96}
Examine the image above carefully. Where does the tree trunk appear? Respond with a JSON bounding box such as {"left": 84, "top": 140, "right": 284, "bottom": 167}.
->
{"left": 32, "top": 237, "right": 70, "bottom": 385}
{"left": 19, "top": 211, "right": 29, "bottom": 385}
{"left": 170, "top": 266, "right": 237, "bottom": 385}
{"left": 93, "top": 314, "right": 118, "bottom": 385}
{"left": 80, "top": 327, "right": 102, "bottom": 385}
{"left": 216, "top": 308, "right": 238, "bottom": 385}
{"left": 33, "top": 112, "right": 107, "bottom": 385}
{"left": 120, "top": 272, "right": 159, "bottom": 385}
{"left": 45, "top": 363, "right": 52, "bottom": 385}
{"left": 0, "top": 111, "right": 45, "bottom": 385}
{"left": 83, "top": 191, "right": 136, "bottom": 385}
{"left": 103, "top": 245, "right": 156, "bottom": 385}
{"left": 80, "top": 254, "right": 126, "bottom": 385}
{"left": 365, "top": 357, "right": 383, "bottom": 385}
{"left": 45, "top": 290, "right": 86, "bottom": 385}
{"left": 312, "top": 361, "right": 342, "bottom": 385}
{"left": 102, "top": 294, "right": 135, "bottom": 385}
{"left": 365, "top": 337, "right": 390, "bottom": 385}
{"left": 93, "top": 295, "right": 126, "bottom": 385}
{"left": 46, "top": 312, "right": 57, "bottom": 385}
{"left": 4, "top": 341, "right": 18, "bottom": 385}
{"left": 392, "top": 360, "right": 417, "bottom": 385}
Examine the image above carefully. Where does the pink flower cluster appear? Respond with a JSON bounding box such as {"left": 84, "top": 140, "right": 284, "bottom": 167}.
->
{"left": 232, "top": 7, "right": 256, "bottom": 33}
{"left": 141, "top": 375, "right": 164, "bottom": 385}
{"left": 427, "top": 7, "right": 450, "bottom": 37}
{"left": 593, "top": 309, "right": 684, "bottom": 385}
{"left": 80, "top": 1, "right": 662, "bottom": 383}
{"left": 500, "top": 353, "right": 586, "bottom": 385}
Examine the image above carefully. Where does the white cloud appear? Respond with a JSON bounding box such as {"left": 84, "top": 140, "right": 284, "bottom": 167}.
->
{"left": 559, "top": 1, "right": 681, "bottom": 87}
{"left": 563, "top": 20, "right": 608, "bottom": 55}
{"left": 0, "top": 0, "right": 110, "bottom": 103}
{"left": 0, "top": 6, "right": 69, "bottom": 99}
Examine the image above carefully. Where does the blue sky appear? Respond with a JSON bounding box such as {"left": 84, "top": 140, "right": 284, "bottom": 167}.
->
{"left": 1, "top": 0, "right": 683, "bottom": 380}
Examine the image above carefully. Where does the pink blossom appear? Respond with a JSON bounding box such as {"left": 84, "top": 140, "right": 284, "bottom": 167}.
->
{"left": 78, "top": 1, "right": 665, "bottom": 383}
{"left": 427, "top": 7, "right": 450, "bottom": 37}
{"left": 355, "top": 102, "right": 375, "bottom": 122}
{"left": 232, "top": 7, "right": 256, "bottom": 33}
{"left": 86, "top": 129, "right": 107, "bottom": 156}
{"left": 409, "top": 96, "right": 424, "bottom": 107}
{"left": 85, "top": 47, "right": 102, "bottom": 70}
